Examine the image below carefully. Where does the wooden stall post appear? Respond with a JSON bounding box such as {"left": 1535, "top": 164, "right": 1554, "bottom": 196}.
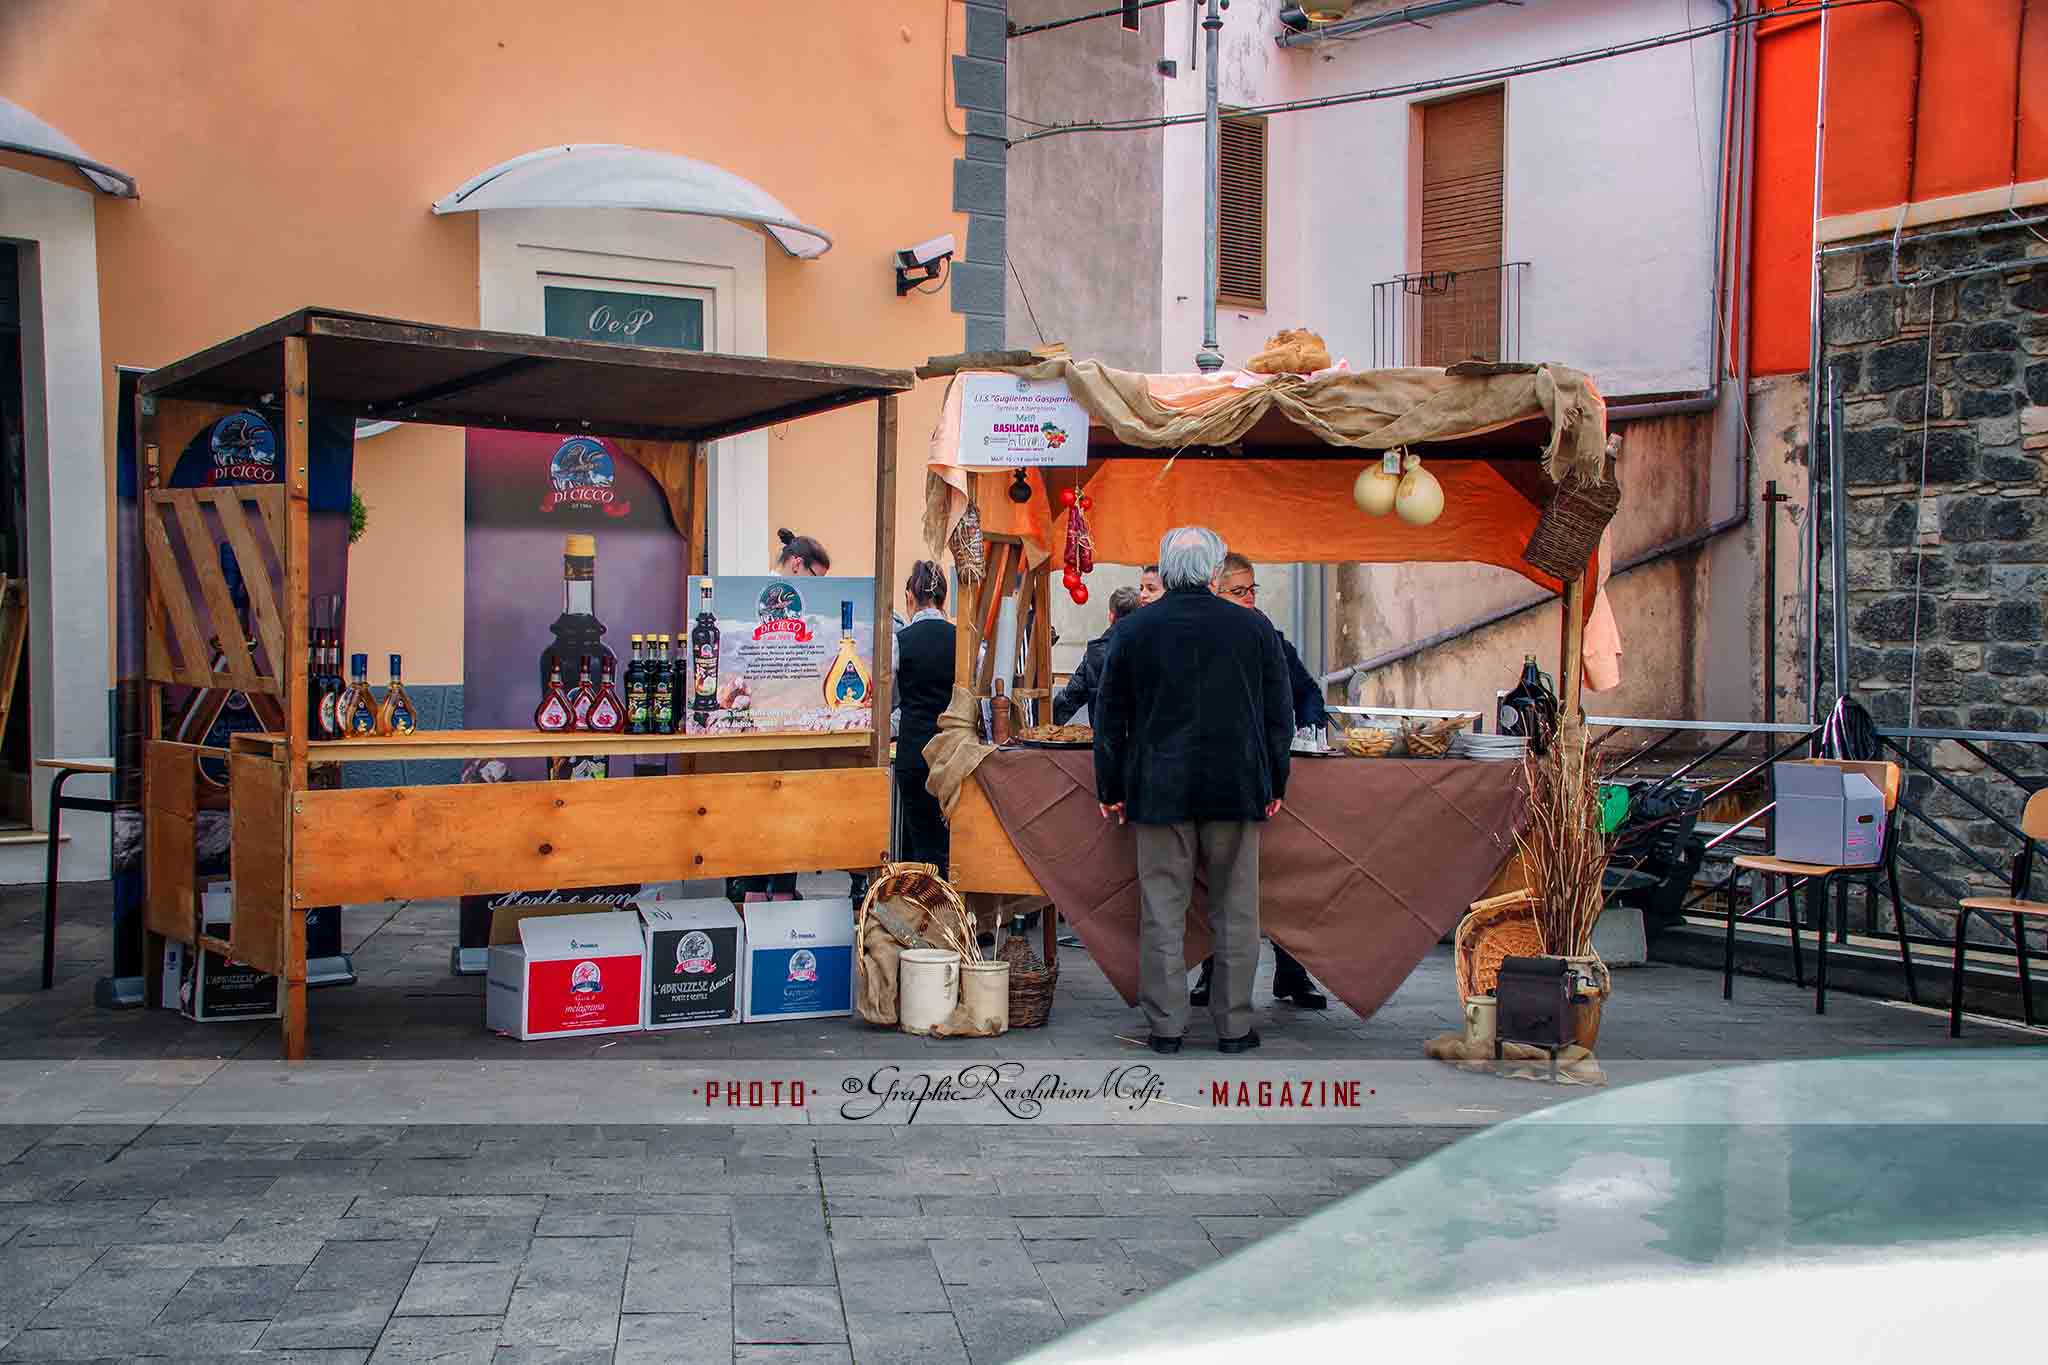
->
{"left": 872, "top": 396, "right": 898, "bottom": 774}
{"left": 1558, "top": 573, "right": 1587, "bottom": 738}
{"left": 280, "top": 335, "right": 311, "bottom": 1059}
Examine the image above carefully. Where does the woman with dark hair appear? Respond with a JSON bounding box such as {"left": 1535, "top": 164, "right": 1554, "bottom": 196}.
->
{"left": 893, "top": 560, "right": 955, "bottom": 873}
{"left": 773, "top": 528, "right": 831, "bottom": 576}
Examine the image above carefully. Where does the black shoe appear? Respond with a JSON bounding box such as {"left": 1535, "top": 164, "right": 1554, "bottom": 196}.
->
{"left": 1279, "top": 988, "right": 1328, "bottom": 1011}
{"left": 1148, "top": 1035, "right": 1184, "bottom": 1055}
{"left": 1216, "top": 1030, "right": 1262, "bottom": 1054}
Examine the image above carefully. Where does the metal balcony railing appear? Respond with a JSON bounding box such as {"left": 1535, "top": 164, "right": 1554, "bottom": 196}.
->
{"left": 1370, "top": 261, "right": 1528, "bottom": 369}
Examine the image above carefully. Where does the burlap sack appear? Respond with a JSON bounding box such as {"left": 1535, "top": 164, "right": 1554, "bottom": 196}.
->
{"left": 854, "top": 925, "right": 905, "bottom": 1026}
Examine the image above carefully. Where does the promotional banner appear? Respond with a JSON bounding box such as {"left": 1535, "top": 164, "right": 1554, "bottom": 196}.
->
{"left": 957, "top": 373, "right": 1089, "bottom": 467}
{"left": 457, "top": 429, "right": 690, "bottom": 959}
{"left": 680, "top": 575, "right": 877, "bottom": 736}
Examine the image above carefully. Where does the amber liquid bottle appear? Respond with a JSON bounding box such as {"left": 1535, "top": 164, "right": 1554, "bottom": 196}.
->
{"left": 344, "top": 653, "right": 380, "bottom": 737}
{"left": 377, "top": 653, "right": 418, "bottom": 736}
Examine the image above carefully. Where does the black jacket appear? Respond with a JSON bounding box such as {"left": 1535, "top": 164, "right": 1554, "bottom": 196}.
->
{"left": 1280, "top": 631, "right": 1329, "bottom": 729}
{"left": 1052, "top": 633, "right": 1112, "bottom": 725}
{"left": 894, "top": 616, "right": 956, "bottom": 772}
{"left": 1093, "top": 586, "right": 1293, "bottom": 824}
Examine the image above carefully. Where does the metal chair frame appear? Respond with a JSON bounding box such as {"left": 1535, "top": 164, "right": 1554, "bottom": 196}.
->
{"left": 1950, "top": 789, "right": 2048, "bottom": 1037}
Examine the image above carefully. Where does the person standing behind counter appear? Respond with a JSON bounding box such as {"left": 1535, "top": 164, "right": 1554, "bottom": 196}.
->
{"left": 1052, "top": 586, "right": 1139, "bottom": 726}
{"left": 893, "top": 560, "right": 955, "bottom": 873}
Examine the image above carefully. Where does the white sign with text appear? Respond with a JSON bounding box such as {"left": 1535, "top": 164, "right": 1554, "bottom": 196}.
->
{"left": 958, "top": 374, "right": 1090, "bottom": 468}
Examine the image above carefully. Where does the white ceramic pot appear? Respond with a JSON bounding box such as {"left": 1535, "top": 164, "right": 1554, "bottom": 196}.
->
{"left": 898, "top": 948, "right": 959, "bottom": 1036}
{"left": 958, "top": 960, "right": 1012, "bottom": 1036}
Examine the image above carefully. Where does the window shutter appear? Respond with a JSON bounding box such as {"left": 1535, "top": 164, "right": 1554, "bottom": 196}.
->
{"left": 1419, "top": 88, "right": 1504, "bottom": 365}
{"left": 1218, "top": 115, "right": 1267, "bottom": 309}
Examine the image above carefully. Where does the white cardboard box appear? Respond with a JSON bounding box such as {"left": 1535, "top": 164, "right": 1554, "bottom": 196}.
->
{"left": 486, "top": 911, "right": 645, "bottom": 1041}
{"left": 638, "top": 900, "right": 744, "bottom": 1030}
{"left": 740, "top": 898, "right": 855, "bottom": 1022}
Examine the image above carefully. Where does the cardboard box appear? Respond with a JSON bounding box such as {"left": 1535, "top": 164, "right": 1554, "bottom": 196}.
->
{"left": 1774, "top": 760, "right": 1887, "bottom": 867}
{"left": 167, "top": 885, "right": 282, "bottom": 1022}
{"left": 740, "top": 898, "right": 855, "bottom": 1022}
{"left": 486, "top": 911, "right": 645, "bottom": 1041}
{"left": 638, "top": 900, "right": 744, "bottom": 1030}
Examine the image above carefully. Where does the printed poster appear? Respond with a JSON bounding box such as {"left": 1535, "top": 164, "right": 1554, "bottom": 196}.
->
{"left": 681, "top": 575, "right": 876, "bottom": 736}
{"left": 957, "top": 373, "right": 1089, "bottom": 467}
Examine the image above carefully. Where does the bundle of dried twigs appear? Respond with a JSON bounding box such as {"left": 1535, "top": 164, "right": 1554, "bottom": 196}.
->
{"left": 1514, "top": 731, "right": 1610, "bottom": 958}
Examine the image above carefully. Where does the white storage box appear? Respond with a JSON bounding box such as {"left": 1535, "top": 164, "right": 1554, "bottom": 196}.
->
{"left": 740, "top": 897, "right": 856, "bottom": 1022}
{"left": 1774, "top": 761, "right": 1887, "bottom": 867}
{"left": 638, "top": 899, "right": 743, "bottom": 1030}
{"left": 486, "top": 911, "right": 645, "bottom": 1041}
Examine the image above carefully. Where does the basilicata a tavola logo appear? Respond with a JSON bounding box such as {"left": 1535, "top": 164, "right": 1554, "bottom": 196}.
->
{"left": 543, "top": 436, "right": 630, "bottom": 517}
{"left": 207, "top": 410, "right": 279, "bottom": 484}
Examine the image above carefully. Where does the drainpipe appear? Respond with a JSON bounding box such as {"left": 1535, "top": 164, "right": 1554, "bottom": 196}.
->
{"left": 1274, "top": 0, "right": 1510, "bottom": 48}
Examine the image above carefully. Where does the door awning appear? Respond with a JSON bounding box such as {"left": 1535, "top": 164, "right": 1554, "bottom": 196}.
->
{"left": 0, "top": 98, "right": 136, "bottom": 197}
{"left": 431, "top": 144, "right": 831, "bottom": 259}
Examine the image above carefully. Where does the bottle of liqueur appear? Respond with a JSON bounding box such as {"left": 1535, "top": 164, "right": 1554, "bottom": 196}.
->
{"left": 541, "top": 533, "right": 612, "bottom": 705}
{"left": 344, "top": 653, "right": 380, "bottom": 737}
{"left": 377, "top": 653, "right": 418, "bottom": 736}
{"left": 306, "top": 628, "right": 325, "bottom": 738}
{"left": 175, "top": 542, "right": 286, "bottom": 791}
{"left": 624, "top": 635, "right": 649, "bottom": 735}
{"left": 587, "top": 655, "right": 626, "bottom": 733}
{"left": 651, "top": 633, "right": 677, "bottom": 735}
{"left": 534, "top": 654, "right": 573, "bottom": 732}
{"left": 568, "top": 654, "right": 596, "bottom": 731}
{"left": 690, "top": 581, "right": 720, "bottom": 729}
{"left": 823, "top": 600, "right": 871, "bottom": 708}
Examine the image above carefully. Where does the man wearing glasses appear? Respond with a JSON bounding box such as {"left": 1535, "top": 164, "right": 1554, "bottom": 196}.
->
{"left": 1196, "top": 552, "right": 1333, "bottom": 1011}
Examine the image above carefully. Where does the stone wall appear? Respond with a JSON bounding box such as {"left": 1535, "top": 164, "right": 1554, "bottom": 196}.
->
{"left": 1818, "top": 212, "right": 2047, "bottom": 932}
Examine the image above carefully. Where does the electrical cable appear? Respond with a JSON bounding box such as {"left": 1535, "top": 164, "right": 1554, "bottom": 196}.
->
{"left": 1007, "top": 252, "right": 1049, "bottom": 345}
{"left": 1010, "top": 0, "right": 1178, "bottom": 40}
{"left": 1007, "top": 0, "right": 1908, "bottom": 147}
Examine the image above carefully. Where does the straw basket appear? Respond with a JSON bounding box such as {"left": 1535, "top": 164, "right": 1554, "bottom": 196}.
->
{"left": 1454, "top": 890, "right": 1542, "bottom": 1003}
{"left": 1524, "top": 445, "right": 1623, "bottom": 582}
{"left": 1343, "top": 727, "right": 1396, "bottom": 758}
{"left": 1402, "top": 714, "right": 1475, "bottom": 759}
{"left": 998, "top": 925, "right": 1058, "bottom": 1028}
{"left": 853, "top": 862, "right": 977, "bottom": 1026}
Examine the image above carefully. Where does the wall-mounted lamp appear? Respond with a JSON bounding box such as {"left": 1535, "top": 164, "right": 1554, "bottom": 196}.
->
{"left": 895, "top": 233, "right": 957, "bottom": 296}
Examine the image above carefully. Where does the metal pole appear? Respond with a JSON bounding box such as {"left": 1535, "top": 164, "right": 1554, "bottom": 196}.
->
{"left": 1804, "top": 4, "right": 1830, "bottom": 725}
{"left": 1763, "top": 479, "right": 1781, "bottom": 724}
{"left": 1196, "top": 0, "right": 1226, "bottom": 372}
{"left": 1827, "top": 367, "right": 1849, "bottom": 702}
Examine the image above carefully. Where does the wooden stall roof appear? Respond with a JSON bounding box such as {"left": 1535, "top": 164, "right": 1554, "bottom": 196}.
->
{"left": 140, "top": 308, "right": 915, "bottom": 444}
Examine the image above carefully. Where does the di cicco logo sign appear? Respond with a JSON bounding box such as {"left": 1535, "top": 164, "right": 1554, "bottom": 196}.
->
{"left": 206, "top": 411, "right": 279, "bottom": 485}
{"left": 542, "top": 437, "right": 632, "bottom": 517}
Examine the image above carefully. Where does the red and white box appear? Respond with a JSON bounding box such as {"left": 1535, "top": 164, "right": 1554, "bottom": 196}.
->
{"left": 486, "top": 911, "right": 645, "bottom": 1041}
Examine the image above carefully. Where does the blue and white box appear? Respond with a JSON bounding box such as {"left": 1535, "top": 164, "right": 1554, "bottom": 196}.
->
{"left": 740, "top": 898, "right": 855, "bottom": 1022}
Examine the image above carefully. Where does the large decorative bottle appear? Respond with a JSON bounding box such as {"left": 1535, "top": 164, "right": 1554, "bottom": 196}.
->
{"left": 541, "top": 533, "right": 611, "bottom": 701}
{"left": 689, "top": 581, "right": 720, "bottom": 728}
{"left": 587, "top": 656, "right": 625, "bottom": 733}
{"left": 624, "top": 635, "right": 648, "bottom": 736}
{"left": 377, "top": 653, "right": 418, "bottom": 736}
{"left": 823, "top": 600, "right": 871, "bottom": 709}
{"left": 344, "top": 653, "right": 380, "bottom": 737}
{"left": 534, "top": 655, "right": 573, "bottom": 732}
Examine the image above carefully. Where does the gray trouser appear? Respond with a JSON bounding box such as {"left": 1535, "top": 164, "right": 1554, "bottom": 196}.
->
{"left": 1134, "top": 821, "right": 1260, "bottom": 1041}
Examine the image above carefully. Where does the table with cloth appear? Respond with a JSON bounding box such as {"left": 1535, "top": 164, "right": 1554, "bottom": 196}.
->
{"left": 948, "top": 745, "right": 1526, "bottom": 1020}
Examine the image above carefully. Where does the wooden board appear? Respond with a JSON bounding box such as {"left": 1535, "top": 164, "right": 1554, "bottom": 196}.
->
{"left": 305, "top": 728, "right": 872, "bottom": 763}
{"left": 228, "top": 748, "right": 292, "bottom": 975}
{"left": 143, "top": 740, "right": 201, "bottom": 942}
{"left": 291, "top": 767, "right": 892, "bottom": 905}
{"left": 947, "top": 773, "right": 1045, "bottom": 897}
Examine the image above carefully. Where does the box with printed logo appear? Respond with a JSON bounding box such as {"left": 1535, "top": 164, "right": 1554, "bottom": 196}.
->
{"left": 485, "top": 910, "right": 645, "bottom": 1041}
{"left": 740, "top": 898, "right": 854, "bottom": 1023}
{"left": 638, "top": 899, "right": 743, "bottom": 1030}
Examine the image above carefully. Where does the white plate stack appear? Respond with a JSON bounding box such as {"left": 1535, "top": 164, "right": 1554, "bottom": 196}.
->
{"left": 1450, "top": 732, "right": 1528, "bottom": 762}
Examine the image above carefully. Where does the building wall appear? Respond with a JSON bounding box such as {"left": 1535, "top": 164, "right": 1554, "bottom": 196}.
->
{"left": 0, "top": 0, "right": 978, "bottom": 684}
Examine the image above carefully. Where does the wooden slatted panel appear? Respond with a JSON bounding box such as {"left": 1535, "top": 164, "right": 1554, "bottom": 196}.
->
{"left": 144, "top": 740, "right": 201, "bottom": 942}
{"left": 1218, "top": 115, "right": 1267, "bottom": 309}
{"left": 1420, "top": 88, "right": 1504, "bottom": 366}
{"left": 143, "top": 487, "right": 289, "bottom": 693}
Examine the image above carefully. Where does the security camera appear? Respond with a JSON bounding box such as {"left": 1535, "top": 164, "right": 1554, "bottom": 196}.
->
{"left": 895, "top": 234, "right": 957, "bottom": 295}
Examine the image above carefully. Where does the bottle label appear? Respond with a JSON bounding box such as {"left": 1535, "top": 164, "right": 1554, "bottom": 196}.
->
{"left": 693, "top": 645, "right": 717, "bottom": 700}
{"left": 318, "top": 692, "right": 338, "bottom": 738}
{"left": 653, "top": 681, "right": 674, "bottom": 731}
{"left": 828, "top": 658, "right": 868, "bottom": 707}
{"left": 349, "top": 697, "right": 378, "bottom": 736}
{"left": 626, "top": 684, "right": 649, "bottom": 733}
{"left": 388, "top": 700, "right": 417, "bottom": 735}
{"left": 536, "top": 694, "right": 572, "bottom": 731}
{"left": 571, "top": 692, "right": 593, "bottom": 728}
{"left": 588, "top": 693, "right": 623, "bottom": 732}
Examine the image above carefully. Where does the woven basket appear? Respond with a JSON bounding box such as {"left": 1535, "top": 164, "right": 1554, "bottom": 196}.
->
{"left": 998, "top": 927, "right": 1058, "bottom": 1028}
{"left": 1401, "top": 713, "right": 1475, "bottom": 759}
{"left": 854, "top": 862, "right": 977, "bottom": 1025}
{"left": 950, "top": 499, "right": 986, "bottom": 585}
{"left": 1524, "top": 441, "right": 1623, "bottom": 582}
{"left": 1343, "top": 726, "right": 1396, "bottom": 758}
{"left": 1454, "top": 890, "right": 1541, "bottom": 1002}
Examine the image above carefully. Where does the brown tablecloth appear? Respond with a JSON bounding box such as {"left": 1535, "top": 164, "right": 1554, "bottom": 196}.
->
{"left": 975, "top": 749, "right": 1526, "bottom": 1020}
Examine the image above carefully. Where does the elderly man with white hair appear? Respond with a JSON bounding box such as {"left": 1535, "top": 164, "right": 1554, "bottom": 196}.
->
{"left": 1092, "top": 525, "right": 1295, "bottom": 1054}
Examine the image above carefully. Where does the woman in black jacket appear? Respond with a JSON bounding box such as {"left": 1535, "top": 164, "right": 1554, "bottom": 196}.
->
{"left": 894, "top": 560, "right": 957, "bottom": 873}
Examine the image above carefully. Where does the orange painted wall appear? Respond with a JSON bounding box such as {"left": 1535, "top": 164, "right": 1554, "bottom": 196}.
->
{"left": 1751, "top": 0, "right": 2048, "bottom": 376}
{"left": 0, "top": 0, "right": 967, "bottom": 681}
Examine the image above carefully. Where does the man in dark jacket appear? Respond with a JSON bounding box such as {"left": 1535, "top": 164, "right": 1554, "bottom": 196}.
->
{"left": 1095, "top": 526, "right": 1294, "bottom": 1054}
{"left": 1052, "top": 586, "right": 1139, "bottom": 725}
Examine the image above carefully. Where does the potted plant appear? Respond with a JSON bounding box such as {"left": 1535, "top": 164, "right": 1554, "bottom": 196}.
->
{"left": 1515, "top": 729, "right": 1612, "bottom": 1047}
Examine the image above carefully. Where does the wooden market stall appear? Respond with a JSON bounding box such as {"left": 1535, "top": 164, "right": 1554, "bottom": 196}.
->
{"left": 918, "top": 353, "right": 1620, "bottom": 1017}
{"left": 137, "top": 309, "right": 913, "bottom": 1059}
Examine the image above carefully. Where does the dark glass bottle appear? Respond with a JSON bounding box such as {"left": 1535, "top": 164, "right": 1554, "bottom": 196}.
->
{"left": 624, "top": 634, "right": 649, "bottom": 736}
{"left": 541, "top": 533, "right": 612, "bottom": 704}
{"left": 653, "top": 634, "right": 676, "bottom": 734}
{"left": 689, "top": 581, "right": 720, "bottom": 728}
{"left": 1498, "top": 653, "right": 1559, "bottom": 756}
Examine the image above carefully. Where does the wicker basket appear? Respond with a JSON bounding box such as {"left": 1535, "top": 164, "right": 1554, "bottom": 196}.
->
{"left": 1524, "top": 439, "right": 1623, "bottom": 581}
{"left": 1401, "top": 713, "right": 1476, "bottom": 759}
{"left": 854, "top": 862, "right": 977, "bottom": 1025}
{"left": 1454, "top": 890, "right": 1542, "bottom": 1002}
{"left": 998, "top": 926, "right": 1058, "bottom": 1028}
{"left": 1343, "top": 726, "right": 1396, "bottom": 758}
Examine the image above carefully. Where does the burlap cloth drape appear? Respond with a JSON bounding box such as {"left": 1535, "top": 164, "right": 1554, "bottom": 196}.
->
{"left": 951, "top": 745, "right": 1527, "bottom": 1021}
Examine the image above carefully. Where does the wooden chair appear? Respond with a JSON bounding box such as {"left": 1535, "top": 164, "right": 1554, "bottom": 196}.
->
{"left": 1725, "top": 759, "right": 1906, "bottom": 1015}
{"left": 1949, "top": 788, "right": 2048, "bottom": 1037}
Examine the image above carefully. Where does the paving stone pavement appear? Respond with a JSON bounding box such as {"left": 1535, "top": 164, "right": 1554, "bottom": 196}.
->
{"left": 5, "top": 880, "right": 2042, "bottom": 1361}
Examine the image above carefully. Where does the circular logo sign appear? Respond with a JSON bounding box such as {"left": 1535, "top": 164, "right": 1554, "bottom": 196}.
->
{"left": 544, "top": 437, "right": 626, "bottom": 515}
{"left": 570, "top": 959, "right": 604, "bottom": 994}
{"left": 787, "top": 949, "right": 818, "bottom": 984}
{"left": 675, "top": 931, "right": 716, "bottom": 974}
{"left": 208, "top": 410, "right": 279, "bottom": 484}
